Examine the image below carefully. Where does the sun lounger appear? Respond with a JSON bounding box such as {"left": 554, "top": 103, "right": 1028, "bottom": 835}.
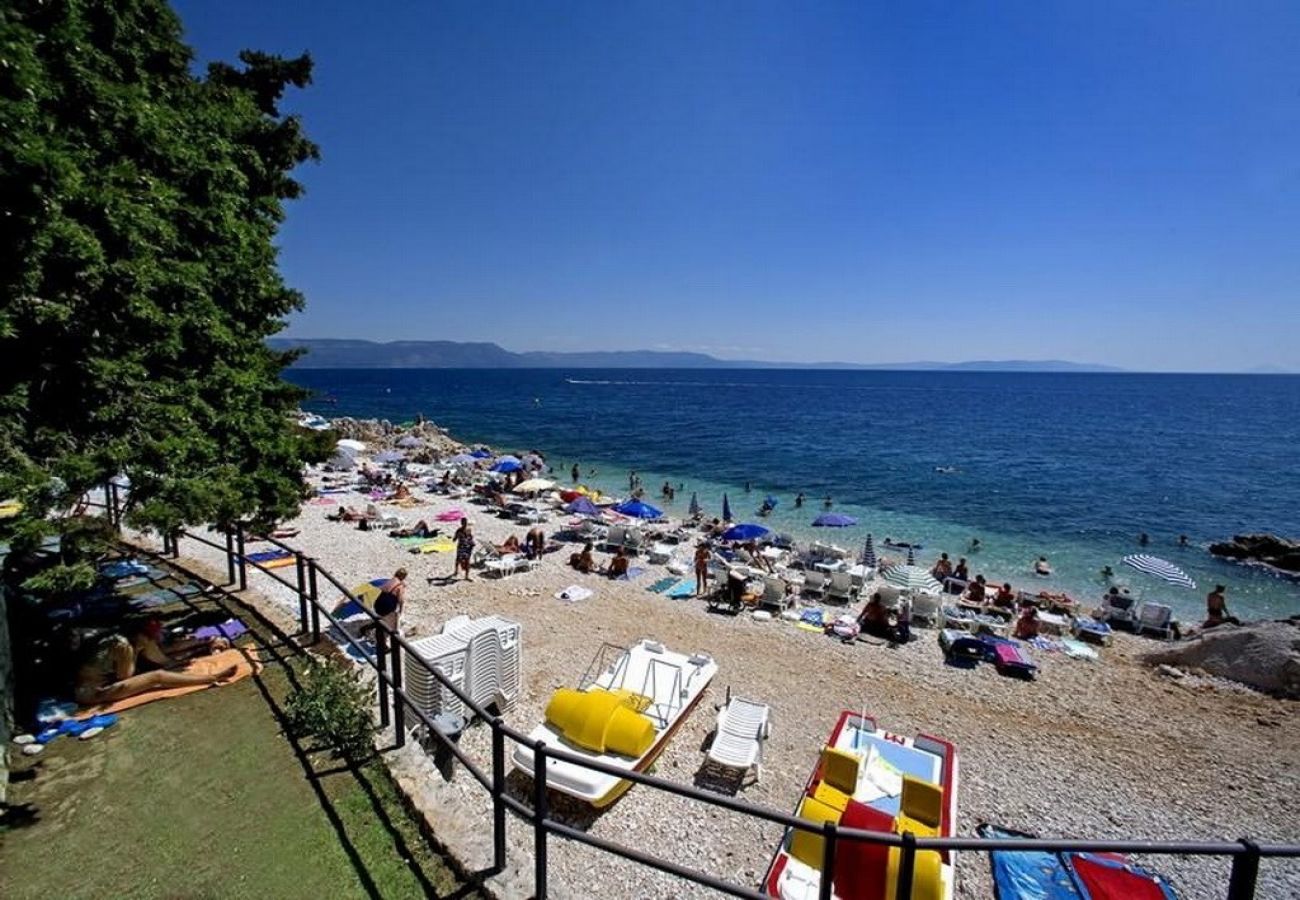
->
{"left": 801, "top": 571, "right": 829, "bottom": 599}
{"left": 909, "top": 591, "right": 942, "bottom": 626}
{"left": 484, "top": 554, "right": 524, "bottom": 578}
{"left": 1098, "top": 591, "right": 1138, "bottom": 629}
{"left": 648, "top": 542, "right": 674, "bottom": 564}
{"left": 981, "top": 636, "right": 1037, "bottom": 680}
{"left": 1073, "top": 618, "right": 1114, "bottom": 646}
{"left": 705, "top": 694, "right": 771, "bottom": 786}
{"left": 825, "top": 571, "right": 857, "bottom": 605}
{"left": 758, "top": 576, "right": 790, "bottom": 612}
{"left": 1134, "top": 602, "right": 1174, "bottom": 640}
{"left": 939, "top": 629, "right": 985, "bottom": 665}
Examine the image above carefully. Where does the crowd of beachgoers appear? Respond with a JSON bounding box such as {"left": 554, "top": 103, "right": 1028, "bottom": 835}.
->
{"left": 173, "top": 416, "right": 1299, "bottom": 898}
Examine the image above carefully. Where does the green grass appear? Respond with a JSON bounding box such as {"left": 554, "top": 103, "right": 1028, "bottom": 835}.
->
{"left": 1, "top": 596, "right": 477, "bottom": 900}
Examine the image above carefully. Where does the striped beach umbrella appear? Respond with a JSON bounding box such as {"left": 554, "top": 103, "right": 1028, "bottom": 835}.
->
{"left": 860, "top": 534, "right": 877, "bottom": 568}
{"left": 906, "top": 546, "right": 915, "bottom": 566}
{"left": 688, "top": 492, "right": 700, "bottom": 517}
{"left": 722, "top": 494, "right": 732, "bottom": 522}
{"left": 1122, "top": 554, "right": 1196, "bottom": 589}
{"left": 882, "top": 565, "right": 941, "bottom": 593}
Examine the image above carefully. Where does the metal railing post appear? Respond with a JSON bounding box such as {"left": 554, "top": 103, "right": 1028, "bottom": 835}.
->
{"left": 377, "top": 629, "right": 390, "bottom": 728}
{"left": 389, "top": 633, "right": 404, "bottom": 746}
{"left": 170, "top": 529, "right": 181, "bottom": 558}
{"left": 294, "top": 553, "right": 308, "bottom": 634}
{"left": 224, "top": 529, "right": 237, "bottom": 585}
{"left": 307, "top": 559, "right": 321, "bottom": 642}
{"left": 533, "top": 741, "right": 549, "bottom": 900}
{"left": 235, "top": 522, "right": 247, "bottom": 591}
{"left": 491, "top": 721, "right": 507, "bottom": 873}
{"left": 896, "top": 831, "right": 917, "bottom": 900}
{"left": 108, "top": 482, "right": 120, "bottom": 530}
{"left": 818, "top": 822, "right": 838, "bottom": 900}
{"left": 1228, "top": 840, "right": 1261, "bottom": 900}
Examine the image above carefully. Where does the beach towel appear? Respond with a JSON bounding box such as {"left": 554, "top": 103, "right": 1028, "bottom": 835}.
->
{"left": 193, "top": 618, "right": 250, "bottom": 641}
{"left": 616, "top": 566, "right": 647, "bottom": 582}
{"left": 1061, "top": 639, "right": 1099, "bottom": 661}
{"left": 309, "top": 497, "right": 338, "bottom": 505}
{"left": 980, "top": 823, "right": 1178, "bottom": 900}
{"left": 245, "top": 549, "right": 293, "bottom": 564}
{"left": 647, "top": 577, "right": 678, "bottom": 594}
{"left": 666, "top": 579, "right": 697, "bottom": 599}
{"left": 435, "top": 508, "right": 466, "bottom": 522}
{"left": 410, "top": 538, "right": 455, "bottom": 554}
{"left": 100, "top": 560, "right": 149, "bottom": 580}
{"left": 127, "top": 589, "right": 180, "bottom": 610}
{"left": 554, "top": 585, "right": 593, "bottom": 603}
{"left": 75, "top": 648, "right": 261, "bottom": 718}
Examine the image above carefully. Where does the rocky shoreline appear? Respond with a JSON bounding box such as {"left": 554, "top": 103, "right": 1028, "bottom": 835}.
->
{"left": 1209, "top": 533, "right": 1300, "bottom": 577}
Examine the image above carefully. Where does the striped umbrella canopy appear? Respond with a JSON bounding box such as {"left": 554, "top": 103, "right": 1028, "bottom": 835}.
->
{"left": 860, "top": 534, "right": 877, "bottom": 568}
{"left": 882, "top": 565, "right": 942, "bottom": 593}
{"left": 906, "top": 546, "right": 916, "bottom": 566}
{"left": 1122, "top": 554, "right": 1196, "bottom": 589}
{"left": 688, "top": 492, "right": 701, "bottom": 517}
{"left": 722, "top": 494, "right": 732, "bottom": 522}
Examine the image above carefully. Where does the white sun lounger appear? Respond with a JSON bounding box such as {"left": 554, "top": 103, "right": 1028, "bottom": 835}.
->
{"left": 705, "top": 695, "right": 771, "bottom": 786}
{"left": 1135, "top": 601, "right": 1174, "bottom": 640}
{"left": 484, "top": 554, "right": 524, "bottom": 578}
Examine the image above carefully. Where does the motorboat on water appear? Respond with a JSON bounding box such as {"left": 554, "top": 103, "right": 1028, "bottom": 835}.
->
{"left": 763, "top": 710, "right": 959, "bottom": 900}
{"left": 511, "top": 639, "right": 717, "bottom": 807}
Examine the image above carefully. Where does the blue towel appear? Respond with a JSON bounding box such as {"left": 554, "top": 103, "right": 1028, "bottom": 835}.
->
{"left": 667, "top": 579, "right": 697, "bottom": 599}
{"left": 647, "top": 577, "right": 678, "bottom": 594}
{"left": 617, "top": 566, "right": 647, "bottom": 582}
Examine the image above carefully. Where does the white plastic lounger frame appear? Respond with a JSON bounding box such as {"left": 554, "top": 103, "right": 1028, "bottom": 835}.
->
{"left": 706, "top": 695, "right": 771, "bottom": 785}
{"left": 1135, "top": 601, "right": 1174, "bottom": 639}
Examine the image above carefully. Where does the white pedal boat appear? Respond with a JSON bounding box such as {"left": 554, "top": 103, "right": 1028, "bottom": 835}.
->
{"left": 511, "top": 638, "right": 717, "bottom": 807}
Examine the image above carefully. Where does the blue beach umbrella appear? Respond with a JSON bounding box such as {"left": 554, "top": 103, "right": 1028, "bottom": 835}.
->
{"left": 722, "top": 494, "right": 733, "bottom": 522}
{"left": 860, "top": 534, "right": 877, "bottom": 568}
{"left": 688, "top": 492, "right": 701, "bottom": 517}
{"left": 813, "top": 513, "right": 857, "bottom": 527}
{"left": 566, "top": 496, "right": 601, "bottom": 517}
{"left": 470, "top": 448, "right": 493, "bottom": 459}
{"left": 492, "top": 458, "right": 524, "bottom": 474}
{"left": 722, "top": 523, "right": 769, "bottom": 542}
{"left": 614, "top": 499, "right": 663, "bottom": 519}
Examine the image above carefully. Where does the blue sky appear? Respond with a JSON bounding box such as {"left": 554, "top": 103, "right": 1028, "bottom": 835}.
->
{"left": 174, "top": 1, "right": 1299, "bottom": 371}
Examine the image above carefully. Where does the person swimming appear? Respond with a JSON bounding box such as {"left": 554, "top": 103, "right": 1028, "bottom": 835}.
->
{"left": 1034, "top": 556, "right": 1052, "bottom": 576}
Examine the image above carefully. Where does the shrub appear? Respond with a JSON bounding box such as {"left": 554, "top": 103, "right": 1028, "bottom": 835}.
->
{"left": 285, "top": 661, "right": 376, "bottom": 760}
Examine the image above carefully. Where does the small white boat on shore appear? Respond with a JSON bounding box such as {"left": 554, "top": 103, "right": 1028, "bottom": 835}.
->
{"left": 763, "top": 710, "right": 959, "bottom": 900}
{"left": 511, "top": 639, "right": 717, "bottom": 807}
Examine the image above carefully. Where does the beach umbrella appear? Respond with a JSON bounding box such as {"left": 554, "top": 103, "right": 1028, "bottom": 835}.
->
{"left": 448, "top": 453, "right": 477, "bottom": 466}
{"left": 722, "top": 523, "right": 769, "bottom": 542}
{"left": 470, "top": 448, "right": 493, "bottom": 459}
{"left": 813, "top": 513, "right": 858, "bottom": 527}
{"left": 722, "top": 494, "right": 733, "bottom": 522}
{"left": 907, "top": 546, "right": 915, "bottom": 566}
{"left": 514, "top": 478, "right": 555, "bottom": 494}
{"left": 566, "top": 496, "right": 601, "bottom": 517}
{"left": 492, "top": 459, "right": 524, "bottom": 474}
{"left": 374, "top": 450, "right": 405, "bottom": 464}
{"left": 882, "top": 565, "right": 941, "bottom": 593}
{"left": 397, "top": 436, "right": 423, "bottom": 448}
{"left": 860, "top": 534, "right": 877, "bottom": 568}
{"left": 336, "top": 439, "right": 366, "bottom": 453}
{"left": 613, "top": 499, "right": 663, "bottom": 519}
{"left": 1122, "top": 554, "right": 1197, "bottom": 590}
{"left": 689, "top": 492, "right": 701, "bottom": 517}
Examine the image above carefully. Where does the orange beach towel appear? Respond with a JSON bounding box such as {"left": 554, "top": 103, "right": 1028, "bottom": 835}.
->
{"left": 77, "top": 647, "right": 262, "bottom": 718}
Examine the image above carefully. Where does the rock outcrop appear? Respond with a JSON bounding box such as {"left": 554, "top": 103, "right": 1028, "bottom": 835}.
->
{"left": 1208, "top": 533, "right": 1300, "bottom": 575}
{"left": 1145, "top": 618, "right": 1300, "bottom": 698}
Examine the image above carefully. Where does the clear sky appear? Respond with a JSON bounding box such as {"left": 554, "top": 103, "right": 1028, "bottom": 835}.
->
{"left": 173, "top": 1, "right": 1299, "bottom": 371}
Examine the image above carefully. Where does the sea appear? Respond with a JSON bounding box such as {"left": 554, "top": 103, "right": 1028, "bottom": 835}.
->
{"left": 291, "top": 369, "right": 1300, "bottom": 622}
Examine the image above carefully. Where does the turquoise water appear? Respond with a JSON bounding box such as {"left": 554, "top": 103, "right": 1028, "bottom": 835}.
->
{"left": 292, "top": 369, "right": 1300, "bottom": 622}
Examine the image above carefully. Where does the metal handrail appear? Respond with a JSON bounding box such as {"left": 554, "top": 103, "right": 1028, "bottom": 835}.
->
{"left": 79, "top": 484, "right": 1297, "bottom": 899}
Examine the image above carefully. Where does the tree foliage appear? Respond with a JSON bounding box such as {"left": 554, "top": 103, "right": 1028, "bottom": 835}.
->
{"left": 0, "top": 0, "right": 326, "bottom": 539}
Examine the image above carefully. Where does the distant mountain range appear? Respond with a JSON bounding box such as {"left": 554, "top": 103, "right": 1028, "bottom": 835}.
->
{"left": 268, "top": 338, "right": 1126, "bottom": 372}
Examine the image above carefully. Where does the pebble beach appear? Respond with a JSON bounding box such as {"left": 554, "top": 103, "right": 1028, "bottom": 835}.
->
{"left": 174, "top": 421, "right": 1300, "bottom": 899}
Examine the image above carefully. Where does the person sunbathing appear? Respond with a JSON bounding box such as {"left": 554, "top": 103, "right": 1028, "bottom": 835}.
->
{"left": 569, "top": 542, "right": 595, "bottom": 573}
{"left": 328, "top": 505, "right": 366, "bottom": 522}
{"left": 393, "top": 482, "right": 411, "bottom": 500}
{"left": 992, "top": 582, "right": 1016, "bottom": 610}
{"left": 966, "top": 574, "right": 987, "bottom": 604}
{"left": 1014, "top": 606, "right": 1040, "bottom": 640}
{"left": 390, "top": 520, "right": 436, "bottom": 538}
{"left": 75, "top": 623, "right": 235, "bottom": 706}
{"left": 496, "top": 534, "right": 522, "bottom": 555}
{"left": 603, "top": 548, "right": 630, "bottom": 579}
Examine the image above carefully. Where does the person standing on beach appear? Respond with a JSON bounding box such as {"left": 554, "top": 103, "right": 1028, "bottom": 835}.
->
{"left": 795, "top": 493, "right": 804, "bottom": 508}
{"left": 694, "top": 544, "right": 711, "bottom": 596}
{"left": 571, "top": 464, "right": 580, "bottom": 483}
{"left": 453, "top": 518, "right": 475, "bottom": 581}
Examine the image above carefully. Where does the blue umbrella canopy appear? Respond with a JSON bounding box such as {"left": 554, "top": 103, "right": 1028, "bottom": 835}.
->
{"left": 688, "top": 492, "right": 701, "bottom": 516}
{"left": 813, "top": 513, "right": 857, "bottom": 527}
{"left": 566, "top": 496, "right": 602, "bottom": 517}
{"left": 614, "top": 499, "right": 663, "bottom": 519}
{"left": 470, "top": 448, "right": 493, "bottom": 459}
{"left": 722, "top": 494, "right": 733, "bottom": 522}
{"left": 491, "top": 459, "right": 524, "bottom": 473}
{"left": 722, "top": 523, "right": 769, "bottom": 542}
{"left": 860, "top": 534, "right": 877, "bottom": 568}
